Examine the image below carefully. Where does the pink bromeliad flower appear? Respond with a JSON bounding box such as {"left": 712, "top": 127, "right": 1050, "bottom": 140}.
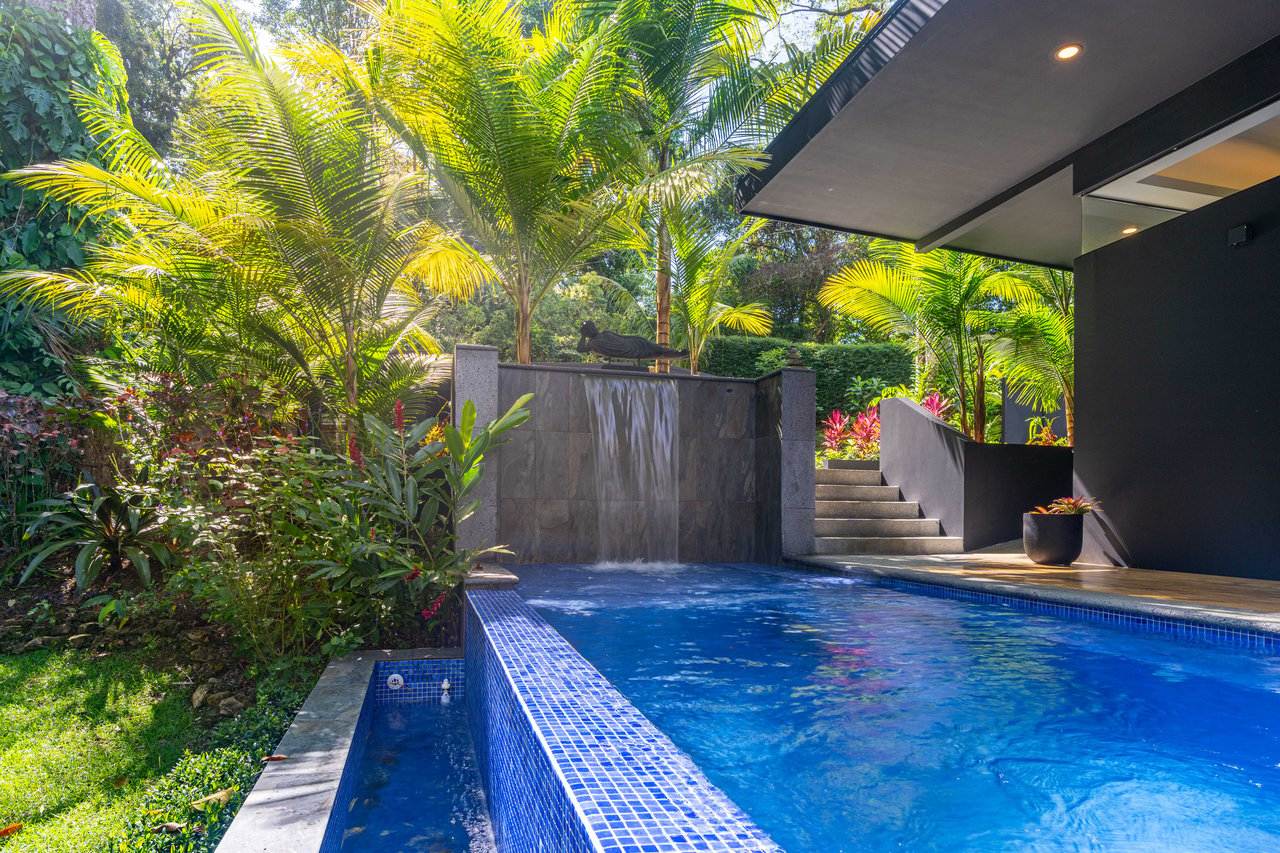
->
{"left": 821, "top": 410, "right": 854, "bottom": 452}
{"left": 921, "top": 392, "right": 953, "bottom": 419}
{"left": 850, "top": 408, "right": 880, "bottom": 459}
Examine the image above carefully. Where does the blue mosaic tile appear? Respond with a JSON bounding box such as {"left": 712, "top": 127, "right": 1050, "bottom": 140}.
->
{"left": 371, "top": 658, "right": 466, "bottom": 704}
{"left": 466, "top": 590, "right": 780, "bottom": 853}
{"left": 875, "top": 575, "right": 1280, "bottom": 652}
{"left": 319, "top": 670, "right": 376, "bottom": 853}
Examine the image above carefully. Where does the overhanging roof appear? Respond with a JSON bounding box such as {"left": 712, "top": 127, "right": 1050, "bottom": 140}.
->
{"left": 737, "top": 0, "right": 1280, "bottom": 268}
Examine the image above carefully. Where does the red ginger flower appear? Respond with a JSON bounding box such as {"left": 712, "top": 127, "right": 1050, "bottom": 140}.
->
{"left": 348, "top": 435, "right": 363, "bottom": 468}
{"left": 406, "top": 565, "right": 421, "bottom": 582}
{"left": 394, "top": 399, "right": 404, "bottom": 433}
{"left": 421, "top": 591, "right": 448, "bottom": 620}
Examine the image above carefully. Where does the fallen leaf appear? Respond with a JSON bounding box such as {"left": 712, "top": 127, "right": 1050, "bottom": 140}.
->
{"left": 189, "top": 787, "right": 235, "bottom": 810}
{"left": 0, "top": 823, "right": 22, "bottom": 839}
{"left": 260, "top": 755, "right": 289, "bottom": 763}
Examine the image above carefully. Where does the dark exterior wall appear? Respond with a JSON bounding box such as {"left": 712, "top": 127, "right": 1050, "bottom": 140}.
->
{"left": 881, "top": 399, "right": 1073, "bottom": 550}
{"left": 1075, "top": 174, "right": 1280, "bottom": 577}
{"left": 1001, "top": 381, "right": 1066, "bottom": 445}
{"left": 492, "top": 364, "right": 797, "bottom": 563}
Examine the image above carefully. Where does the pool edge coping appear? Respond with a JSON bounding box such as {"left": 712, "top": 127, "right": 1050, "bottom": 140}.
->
{"left": 787, "top": 555, "right": 1280, "bottom": 638}
{"left": 465, "top": 588, "right": 783, "bottom": 853}
{"left": 214, "top": 647, "right": 461, "bottom": 853}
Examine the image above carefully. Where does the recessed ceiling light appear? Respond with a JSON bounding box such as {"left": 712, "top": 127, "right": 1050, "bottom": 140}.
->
{"left": 1121, "top": 226, "right": 1139, "bottom": 235}
{"left": 1055, "top": 44, "right": 1082, "bottom": 61}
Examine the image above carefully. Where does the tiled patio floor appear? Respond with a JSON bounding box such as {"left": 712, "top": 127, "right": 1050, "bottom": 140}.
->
{"left": 799, "top": 547, "right": 1280, "bottom": 619}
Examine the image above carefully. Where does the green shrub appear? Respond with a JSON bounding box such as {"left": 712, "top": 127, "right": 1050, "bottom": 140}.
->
{"left": 110, "top": 689, "right": 307, "bottom": 853}
{"left": 699, "top": 335, "right": 795, "bottom": 378}
{"left": 753, "top": 341, "right": 913, "bottom": 418}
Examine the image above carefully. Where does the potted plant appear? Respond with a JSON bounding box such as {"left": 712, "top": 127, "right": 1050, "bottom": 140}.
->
{"left": 1023, "top": 497, "right": 1100, "bottom": 566}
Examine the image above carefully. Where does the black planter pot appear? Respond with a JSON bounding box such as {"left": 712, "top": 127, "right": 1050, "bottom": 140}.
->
{"left": 1022, "top": 513, "right": 1084, "bottom": 566}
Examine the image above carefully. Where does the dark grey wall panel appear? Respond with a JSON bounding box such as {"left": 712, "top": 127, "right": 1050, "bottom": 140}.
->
{"left": 1075, "top": 174, "right": 1280, "bottom": 577}
{"left": 1001, "top": 381, "right": 1066, "bottom": 445}
{"left": 881, "top": 398, "right": 966, "bottom": 536}
{"left": 962, "top": 445, "right": 1073, "bottom": 550}
{"left": 882, "top": 398, "right": 1074, "bottom": 550}
{"left": 493, "top": 363, "right": 807, "bottom": 564}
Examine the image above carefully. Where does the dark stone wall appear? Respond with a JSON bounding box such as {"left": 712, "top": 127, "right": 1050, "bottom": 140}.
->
{"left": 1075, "top": 173, "right": 1280, "bottom": 577}
{"left": 1001, "top": 381, "right": 1066, "bottom": 445}
{"left": 495, "top": 364, "right": 774, "bottom": 563}
{"left": 881, "top": 399, "right": 966, "bottom": 537}
{"left": 963, "top": 445, "right": 1073, "bottom": 550}
{"left": 882, "top": 398, "right": 1073, "bottom": 550}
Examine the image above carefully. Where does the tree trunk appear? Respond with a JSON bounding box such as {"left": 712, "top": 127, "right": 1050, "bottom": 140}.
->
{"left": 515, "top": 282, "right": 533, "bottom": 365}
{"left": 654, "top": 147, "right": 671, "bottom": 374}
{"left": 972, "top": 346, "right": 986, "bottom": 442}
{"left": 655, "top": 214, "right": 671, "bottom": 374}
{"left": 29, "top": 0, "right": 94, "bottom": 30}
{"left": 1064, "top": 393, "right": 1075, "bottom": 446}
{"left": 344, "top": 321, "right": 359, "bottom": 434}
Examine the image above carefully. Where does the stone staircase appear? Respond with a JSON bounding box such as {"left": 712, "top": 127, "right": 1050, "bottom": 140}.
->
{"left": 814, "top": 460, "right": 964, "bottom": 555}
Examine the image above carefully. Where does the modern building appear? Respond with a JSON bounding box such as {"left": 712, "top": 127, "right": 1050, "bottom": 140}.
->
{"left": 738, "top": 0, "right": 1280, "bottom": 579}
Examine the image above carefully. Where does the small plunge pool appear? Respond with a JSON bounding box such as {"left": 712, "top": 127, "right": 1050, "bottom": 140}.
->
{"left": 517, "top": 561, "right": 1280, "bottom": 852}
{"left": 340, "top": 692, "right": 495, "bottom": 852}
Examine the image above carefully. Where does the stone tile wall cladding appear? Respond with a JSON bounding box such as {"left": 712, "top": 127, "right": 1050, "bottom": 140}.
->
{"left": 453, "top": 347, "right": 815, "bottom": 564}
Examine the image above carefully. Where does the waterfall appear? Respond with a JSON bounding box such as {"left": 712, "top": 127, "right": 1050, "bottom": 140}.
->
{"left": 583, "top": 376, "right": 680, "bottom": 562}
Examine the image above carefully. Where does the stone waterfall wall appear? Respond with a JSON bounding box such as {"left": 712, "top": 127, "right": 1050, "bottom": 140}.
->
{"left": 453, "top": 346, "right": 815, "bottom": 564}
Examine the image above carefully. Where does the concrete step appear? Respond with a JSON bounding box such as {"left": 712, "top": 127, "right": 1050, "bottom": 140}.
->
{"left": 815, "top": 468, "right": 883, "bottom": 486}
{"left": 815, "top": 517, "right": 942, "bottom": 537}
{"left": 816, "top": 484, "right": 900, "bottom": 501}
{"left": 812, "top": 536, "right": 966, "bottom": 556}
{"left": 823, "top": 460, "right": 880, "bottom": 470}
{"left": 816, "top": 500, "right": 922, "bottom": 519}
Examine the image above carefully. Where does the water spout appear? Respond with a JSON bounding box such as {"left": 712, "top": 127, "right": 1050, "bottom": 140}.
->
{"left": 583, "top": 376, "right": 680, "bottom": 562}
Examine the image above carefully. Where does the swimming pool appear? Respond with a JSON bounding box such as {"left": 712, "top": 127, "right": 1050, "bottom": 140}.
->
{"left": 517, "top": 562, "right": 1280, "bottom": 852}
{"left": 340, "top": 700, "right": 495, "bottom": 852}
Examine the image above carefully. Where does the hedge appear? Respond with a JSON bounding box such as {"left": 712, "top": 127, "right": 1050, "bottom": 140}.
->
{"left": 699, "top": 336, "right": 797, "bottom": 379}
{"left": 702, "top": 336, "right": 913, "bottom": 418}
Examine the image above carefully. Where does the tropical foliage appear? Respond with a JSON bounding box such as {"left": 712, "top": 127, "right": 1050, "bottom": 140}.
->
{"left": 666, "top": 210, "right": 771, "bottom": 373}
{"left": 999, "top": 266, "right": 1076, "bottom": 443}
{"left": 1032, "top": 496, "right": 1100, "bottom": 515}
{"left": 819, "top": 239, "right": 1033, "bottom": 441}
{"left": 1, "top": 0, "right": 477, "bottom": 431}
{"left": 308, "top": 0, "right": 642, "bottom": 365}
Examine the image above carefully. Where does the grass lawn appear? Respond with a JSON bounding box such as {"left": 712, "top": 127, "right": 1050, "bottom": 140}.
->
{"left": 0, "top": 648, "right": 201, "bottom": 853}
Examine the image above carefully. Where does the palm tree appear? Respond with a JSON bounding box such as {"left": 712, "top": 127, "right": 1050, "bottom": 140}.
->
{"left": 998, "top": 267, "right": 1075, "bottom": 444}
{"left": 667, "top": 209, "right": 771, "bottom": 373}
{"left": 611, "top": 0, "right": 883, "bottom": 370}
{"left": 819, "top": 239, "right": 1031, "bottom": 441}
{"left": 309, "top": 0, "right": 642, "bottom": 365}
{"left": 0, "top": 0, "right": 481, "bottom": 432}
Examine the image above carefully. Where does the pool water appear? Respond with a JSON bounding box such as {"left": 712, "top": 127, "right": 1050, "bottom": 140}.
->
{"left": 340, "top": 700, "right": 496, "bottom": 853}
{"left": 518, "top": 562, "right": 1280, "bottom": 853}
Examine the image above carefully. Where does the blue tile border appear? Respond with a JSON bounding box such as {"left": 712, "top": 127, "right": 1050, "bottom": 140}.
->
{"left": 466, "top": 589, "right": 781, "bottom": 853}
{"left": 371, "top": 658, "right": 465, "bottom": 703}
{"left": 879, "top": 575, "right": 1280, "bottom": 650}
{"left": 790, "top": 557, "right": 1280, "bottom": 652}
{"left": 319, "top": 673, "right": 375, "bottom": 853}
